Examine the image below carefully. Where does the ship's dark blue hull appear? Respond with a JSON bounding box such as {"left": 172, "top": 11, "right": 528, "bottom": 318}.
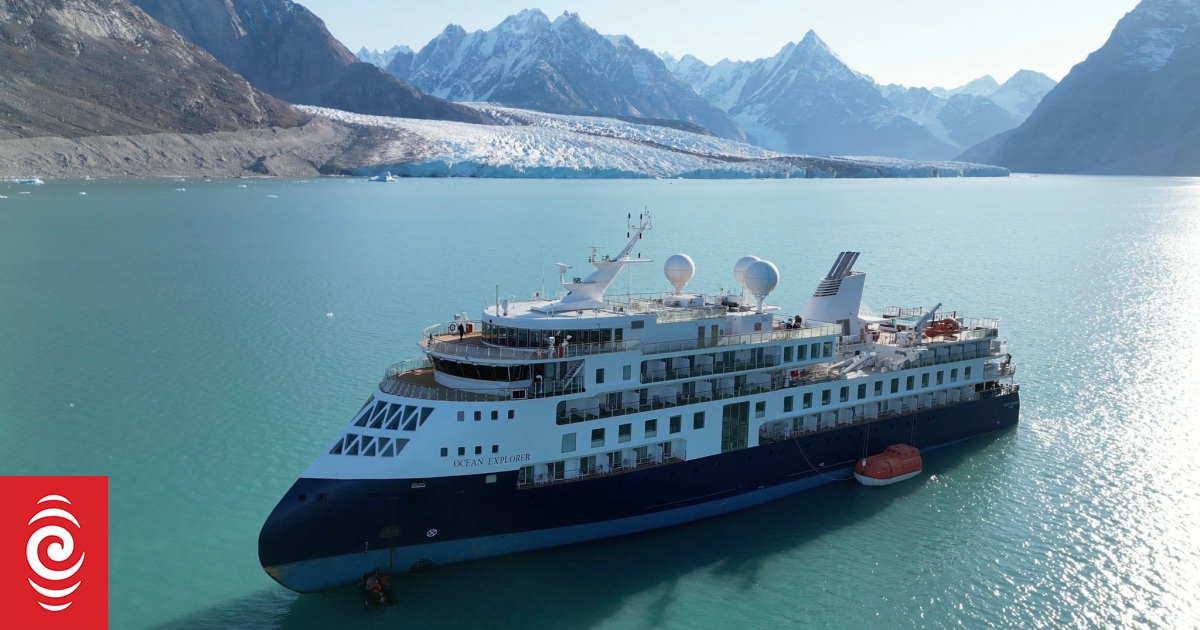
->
{"left": 260, "top": 389, "right": 1019, "bottom": 592}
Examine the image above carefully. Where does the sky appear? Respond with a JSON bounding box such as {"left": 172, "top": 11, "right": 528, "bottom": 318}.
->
{"left": 297, "top": 0, "right": 1141, "bottom": 89}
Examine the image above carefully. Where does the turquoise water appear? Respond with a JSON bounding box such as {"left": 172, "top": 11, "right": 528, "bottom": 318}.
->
{"left": 2, "top": 176, "right": 1199, "bottom": 629}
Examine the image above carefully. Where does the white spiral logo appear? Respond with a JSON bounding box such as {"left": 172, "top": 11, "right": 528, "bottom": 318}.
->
{"left": 26, "top": 494, "right": 85, "bottom": 612}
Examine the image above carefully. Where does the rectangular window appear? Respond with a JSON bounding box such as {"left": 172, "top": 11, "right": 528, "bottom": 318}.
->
{"left": 891, "top": 378, "right": 900, "bottom": 394}
{"left": 875, "top": 381, "right": 883, "bottom": 396}
{"left": 810, "top": 343, "right": 820, "bottom": 360}
{"left": 474, "top": 411, "right": 481, "bottom": 421}
{"left": 548, "top": 461, "right": 564, "bottom": 480}
{"left": 631, "top": 320, "right": 645, "bottom": 329}
{"left": 821, "top": 389, "right": 831, "bottom": 405}
{"left": 755, "top": 401, "right": 766, "bottom": 418}
{"left": 623, "top": 365, "right": 632, "bottom": 380}
{"left": 591, "top": 428, "right": 604, "bottom": 448}
{"left": 475, "top": 445, "right": 482, "bottom": 455}
{"left": 798, "top": 345, "right": 808, "bottom": 361}
{"left": 619, "top": 423, "right": 631, "bottom": 443}
{"left": 561, "top": 433, "right": 576, "bottom": 453}
{"left": 839, "top": 386, "right": 849, "bottom": 402}
{"left": 857, "top": 383, "right": 867, "bottom": 399}
{"left": 936, "top": 371, "right": 944, "bottom": 385}
{"left": 457, "top": 411, "right": 465, "bottom": 422}
{"left": 921, "top": 373, "right": 930, "bottom": 388}
{"left": 492, "top": 444, "right": 499, "bottom": 453}
{"left": 596, "top": 368, "right": 605, "bottom": 384}
{"left": 608, "top": 451, "right": 624, "bottom": 469}
{"left": 458, "top": 447, "right": 466, "bottom": 456}
{"left": 906, "top": 375, "right": 915, "bottom": 391}
{"left": 518, "top": 465, "right": 534, "bottom": 484}
{"left": 822, "top": 341, "right": 833, "bottom": 357}
{"left": 965, "top": 366, "right": 973, "bottom": 379}
{"left": 670, "top": 415, "right": 682, "bottom": 434}
{"left": 693, "top": 411, "right": 705, "bottom": 430}
{"left": 951, "top": 368, "right": 958, "bottom": 382}
{"left": 784, "top": 346, "right": 794, "bottom": 362}
{"left": 645, "top": 419, "right": 658, "bottom": 438}
{"left": 440, "top": 447, "right": 448, "bottom": 457}
{"left": 491, "top": 410, "right": 499, "bottom": 420}
{"left": 580, "top": 455, "right": 596, "bottom": 475}
{"left": 784, "top": 395, "right": 794, "bottom": 413}
{"left": 508, "top": 409, "right": 515, "bottom": 419}
{"left": 803, "top": 392, "right": 813, "bottom": 409}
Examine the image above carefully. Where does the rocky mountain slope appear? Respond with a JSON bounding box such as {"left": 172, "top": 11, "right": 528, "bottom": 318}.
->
{"left": 381, "top": 9, "right": 743, "bottom": 141}
{"left": 131, "top": 0, "right": 485, "bottom": 124}
{"left": 0, "top": 0, "right": 305, "bottom": 139}
{"left": 959, "top": 0, "right": 1200, "bottom": 174}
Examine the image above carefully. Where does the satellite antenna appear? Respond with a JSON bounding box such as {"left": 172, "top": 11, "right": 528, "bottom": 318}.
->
{"left": 743, "top": 260, "right": 779, "bottom": 314}
{"left": 663, "top": 254, "right": 696, "bottom": 294}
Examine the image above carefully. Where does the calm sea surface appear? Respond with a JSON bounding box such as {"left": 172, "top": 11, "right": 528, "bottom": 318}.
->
{"left": 2, "top": 176, "right": 1199, "bottom": 629}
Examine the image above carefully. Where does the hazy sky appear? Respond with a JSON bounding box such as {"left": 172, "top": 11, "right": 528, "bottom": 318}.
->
{"left": 298, "top": 0, "right": 1141, "bottom": 88}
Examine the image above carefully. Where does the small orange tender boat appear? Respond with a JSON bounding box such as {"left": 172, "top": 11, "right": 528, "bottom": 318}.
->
{"left": 924, "top": 318, "right": 960, "bottom": 339}
{"left": 854, "top": 444, "right": 922, "bottom": 486}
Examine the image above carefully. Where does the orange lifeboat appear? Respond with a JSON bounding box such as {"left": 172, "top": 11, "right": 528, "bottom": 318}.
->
{"left": 923, "top": 318, "right": 960, "bottom": 339}
{"left": 853, "top": 444, "right": 922, "bottom": 486}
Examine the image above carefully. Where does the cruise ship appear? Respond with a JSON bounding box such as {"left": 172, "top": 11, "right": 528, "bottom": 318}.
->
{"left": 259, "top": 212, "right": 1020, "bottom": 593}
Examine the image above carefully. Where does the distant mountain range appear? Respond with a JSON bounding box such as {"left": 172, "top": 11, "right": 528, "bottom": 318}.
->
{"left": 960, "top": 0, "right": 1200, "bottom": 174}
{"left": 359, "top": 16, "right": 1053, "bottom": 160}
{"left": 374, "top": 9, "right": 744, "bottom": 141}
{"left": 131, "top": 0, "right": 485, "bottom": 124}
{"left": 4, "top": 0, "right": 1195, "bottom": 176}
{"left": 661, "top": 36, "right": 1055, "bottom": 159}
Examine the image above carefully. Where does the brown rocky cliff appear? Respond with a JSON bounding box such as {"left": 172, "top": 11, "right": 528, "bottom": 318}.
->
{"left": 0, "top": 0, "right": 307, "bottom": 139}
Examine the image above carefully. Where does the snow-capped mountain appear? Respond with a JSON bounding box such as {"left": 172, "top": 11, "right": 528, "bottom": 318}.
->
{"left": 665, "top": 31, "right": 956, "bottom": 159}
{"left": 881, "top": 71, "right": 1052, "bottom": 152}
{"left": 959, "top": 0, "right": 1200, "bottom": 174}
{"left": 132, "top": 0, "right": 484, "bottom": 123}
{"left": 988, "top": 70, "right": 1058, "bottom": 116}
{"left": 303, "top": 105, "right": 1007, "bottom": 179}
{"left": 357, "top": 45, "right": 412, "bottom": 68}
{"left": 930, "top": 75, "right": 1000, "bottom": 99}
{"left": 384, "top": 9, "right": 744, "bottom": 141}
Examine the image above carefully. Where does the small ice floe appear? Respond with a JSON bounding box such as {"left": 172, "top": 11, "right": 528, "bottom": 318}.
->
{"left": 20, "top": 191, "right": 31, "bottom": 195}
{"left": 0, "top": 195, "right": 7, "bottom": 199}
{"left": 69, "top": 403, "right": 75, "bottom": 407}
{"left": 267, "top": 194, "right": 278, "bottom": 198}
{"left": 175, "top": 188, "right": 186, "bottom": 192}
{"left": 238, "top": 184, "right": 248, "bottom": 188}
{"left": 79, "top": 192, "right": 87, "bottom": 195}
{"left": 326, "top": 312, "right": 334, "bottom": 318}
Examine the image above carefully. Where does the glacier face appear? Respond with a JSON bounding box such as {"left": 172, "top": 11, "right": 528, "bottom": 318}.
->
{"left": 303, "top": 105, "right": 1008, "bottom": 179}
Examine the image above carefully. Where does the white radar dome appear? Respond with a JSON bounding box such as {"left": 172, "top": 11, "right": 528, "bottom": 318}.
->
{"left": 744, "top": 260, "right": 779, "bottom": 301}
{"left": 733, "top": 255, "right": 761, "bottom": 289}
{"left": 664, "top": 254, "right": 696, "bottom": 293}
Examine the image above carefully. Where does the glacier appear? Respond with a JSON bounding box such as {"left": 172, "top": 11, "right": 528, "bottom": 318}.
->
{"left": 303, "top": 105, "right": 1008, "bottom": 179}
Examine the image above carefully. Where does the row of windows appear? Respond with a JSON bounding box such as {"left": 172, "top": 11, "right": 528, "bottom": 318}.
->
{"left": 353, "top": 400, "right": 434, "bottom": 431}
{"left": 782, "top": 341, "right": 835, "bottom": 363}
{"left": 481, "top": 322, "right": 623, "bottom": 348}
{"left": 780, "top": 366, "right": 973, "bottom": 412}
{"left": 457, "top": 409, "right": 516, "bottom": 421}
{"left": 441, "top": 444, "right": 501, "bottom": 457}
{"left": 329, "top": 434, "right": 409, "bottom": 457}
{"left": 431, "top": 356, "right": 532, "bottom": 382}
{"left": 562, "top": 413, "right": 704, "bottom": 453}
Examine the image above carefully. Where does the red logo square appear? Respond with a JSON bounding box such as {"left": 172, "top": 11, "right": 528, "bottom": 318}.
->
{"left": 0, "top": 477, "right": 108, "bottom": 630}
